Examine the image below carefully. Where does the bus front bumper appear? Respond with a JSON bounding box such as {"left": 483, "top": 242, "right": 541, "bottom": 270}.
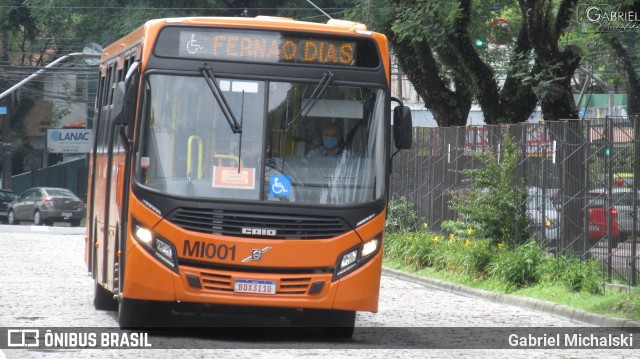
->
{"left": 122, "top": 240, "right": 382, "bottom": 313}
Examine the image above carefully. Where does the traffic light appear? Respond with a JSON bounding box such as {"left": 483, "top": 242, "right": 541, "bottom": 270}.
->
{"left": 605, "top": 148, "right": 610, "bottom": 156}
{"left": 474, "top": 38, "right": 485, "bottom": 47}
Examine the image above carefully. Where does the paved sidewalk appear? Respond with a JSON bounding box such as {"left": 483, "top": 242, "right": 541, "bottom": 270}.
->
{"left": 0, "top": 224, "right": 85, "bottom": 235}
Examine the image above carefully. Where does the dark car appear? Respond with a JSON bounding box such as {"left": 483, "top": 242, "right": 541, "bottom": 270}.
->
{"left": 8, "top": 187, "right": 85, "bottom": 226}
{"left": 0, "top": 189, "right": 17, "bottom": 223}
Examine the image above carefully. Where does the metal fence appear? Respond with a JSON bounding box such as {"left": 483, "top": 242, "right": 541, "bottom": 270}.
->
{"left": 390, "top": 117, "right": 640, "bottom": 286}
{"left": 12, "top": 158, "right": 88, "bottom": 201}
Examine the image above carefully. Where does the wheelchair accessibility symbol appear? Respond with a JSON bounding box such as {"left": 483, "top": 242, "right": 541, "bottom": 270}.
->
{"left": 270, "top": 175, "right": 291, "bottom": 197}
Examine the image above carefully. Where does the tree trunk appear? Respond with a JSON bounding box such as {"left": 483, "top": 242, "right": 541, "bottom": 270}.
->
{"left": 501, "top": 18, "right": 539, "bottom": 123}
{"left": 393, "top": 38, "right": 472, "bottom": 127}
{"left": 524, "top": 0, "right": 580, "bottom": 121}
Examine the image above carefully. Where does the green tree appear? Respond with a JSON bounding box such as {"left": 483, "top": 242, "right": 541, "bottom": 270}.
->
{"left": 601, "top": 2, "right": 640, "bottom": 116}
{"left": 354, "top": 0, "right": 583, "bottom": 125}
{"left": 522, "top": 0, "right": 581, "bottom": 121}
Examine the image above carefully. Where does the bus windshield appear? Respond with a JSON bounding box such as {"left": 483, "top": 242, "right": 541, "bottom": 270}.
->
{"left": 135, "top": 74, "right": 387, "bottom": 206}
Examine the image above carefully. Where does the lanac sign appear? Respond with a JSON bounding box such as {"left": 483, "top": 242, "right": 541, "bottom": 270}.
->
{"left": 47, "top": 128, "right": 92, "bottom": 153}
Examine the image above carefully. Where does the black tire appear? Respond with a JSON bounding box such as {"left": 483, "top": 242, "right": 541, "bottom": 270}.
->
{"left": 33, "top": 210, "right": 43, "bottom": 226}
{"left": 93, "top": 281, "right": 117, "bottom": 311}
{"left": 322, "top": 310, "right": 356, "bottom": 339}
{"left": 70, "top": 219, "right": 81, "bottom": 227}
{"left": 293, "top": 309, "right": 356, "bottom": 339}
{"left": 118, "top": 298, "right": 149, "bottom": 328}
{"left": 118, "top": 298, "right": 171, "bottom": 328}
{"left": 7, "top": 210, "right": 18, "bottom": 225}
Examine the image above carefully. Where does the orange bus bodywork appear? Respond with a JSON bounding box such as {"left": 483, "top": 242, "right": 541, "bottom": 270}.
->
{"left": 123, "top": 202, "right": 385, "bottom": 312}
{"left": 86, "top": 16, "right": 390, "bottom": 316}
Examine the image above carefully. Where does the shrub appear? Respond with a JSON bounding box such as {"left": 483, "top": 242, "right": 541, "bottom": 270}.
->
{"left": 386, "top": 197, "right": 420, "bottom": 233}
{"left": 562, "top": 258, "right": 604, "bottom": 295}
{"left": 384, "top": 231, "right": 438, "bottom": 270}
{"left": 490, "top": 241, "right": 546, "bottom": 288}
{"left": 448, "top": 135, "right": 529, "bottom": 247}
{"left": 539, "top": 255, "right": 569, "bottom": 283}
{"left": 461, "top": 239, "right": 495, "bottom": 278}
{"left": 383, "top": 232, "right": 408, "bottom": 261}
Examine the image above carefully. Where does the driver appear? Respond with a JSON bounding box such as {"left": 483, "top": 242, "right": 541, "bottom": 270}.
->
{"left": 307, "top": 123, "right": 345, "bottom": 157}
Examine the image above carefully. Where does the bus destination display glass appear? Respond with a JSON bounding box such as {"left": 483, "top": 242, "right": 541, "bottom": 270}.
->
{"left": 176, "top": 29, "right": 356, "bottom": 66}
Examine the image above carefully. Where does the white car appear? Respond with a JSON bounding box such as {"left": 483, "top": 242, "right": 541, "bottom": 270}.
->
{"left": 526, "top": 188, "right": 560, "bottom": 243}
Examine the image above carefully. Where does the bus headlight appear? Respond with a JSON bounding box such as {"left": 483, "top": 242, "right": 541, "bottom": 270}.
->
{"left": 156, "top": 239, "right": 174, "bottom": 259}
{"left": 132, "top": 221, "right": 178, "bottom": 272}
{"left": 134, "top": 225, "right": 153, "bottom": 245}
{"left": 341, "top": 250, "right": 358, "bottom": 268}
{"left": 333, "top": 235, "right": 382, "bottom": 281}
{"left": 361, "top": 239, "right": 379, "bottom": 257}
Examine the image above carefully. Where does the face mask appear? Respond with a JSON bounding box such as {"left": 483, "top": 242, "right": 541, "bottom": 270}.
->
{"left": 322, "top": 136, "right": 338, "bottom": 149}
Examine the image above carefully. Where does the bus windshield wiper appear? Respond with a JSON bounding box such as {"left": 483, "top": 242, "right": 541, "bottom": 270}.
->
{"left": 200, "top": 63, "right": 242, "bottom": 134}
{"left": 286, "top": 71, "right": 334, "bottom": 133}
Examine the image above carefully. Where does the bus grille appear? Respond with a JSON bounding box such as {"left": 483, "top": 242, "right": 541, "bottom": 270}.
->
{"left": 199, "top": 271, "right": 314, "bottom": 295}
{"left": 168, "top": 208, "right": 350, "bottom": 239}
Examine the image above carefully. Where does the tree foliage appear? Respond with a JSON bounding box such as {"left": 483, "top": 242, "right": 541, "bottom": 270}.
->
{"left": 0, "top": 0, "right": 356, "bottom": 68}
{"left": 353, "top": 0, "right": 589, "bottom": 126}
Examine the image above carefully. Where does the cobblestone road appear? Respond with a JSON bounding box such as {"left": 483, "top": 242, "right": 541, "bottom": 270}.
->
{"left": 0, "top": 228, "right": 634, "bottom": 358}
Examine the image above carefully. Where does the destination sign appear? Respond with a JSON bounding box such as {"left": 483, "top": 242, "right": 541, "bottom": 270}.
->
{"left": 175, "top": 29, "right": 356, "bottom": 66}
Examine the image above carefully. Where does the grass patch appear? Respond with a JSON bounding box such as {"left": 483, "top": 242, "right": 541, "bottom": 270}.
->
{"left": 384, "top": 258, "right": 640, "bottom": 322}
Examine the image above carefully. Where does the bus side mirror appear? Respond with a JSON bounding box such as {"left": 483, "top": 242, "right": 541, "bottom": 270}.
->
{"left": 393, "top": 105, "right": 412, "bottom": 149}
{"left": 112, "top": 81, "right": 127, "bottom": 126}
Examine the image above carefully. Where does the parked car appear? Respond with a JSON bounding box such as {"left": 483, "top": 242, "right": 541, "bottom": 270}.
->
{"left": 8, "top": 187, "right": 85, "bottom": 226}
{"left": 588, "top": 188, "right": 638, "bottom": 242}
{"left": 0, "top": 189, "right": 17, "bottom": 223}
{"left": 526, "top": 192, "right": 560, "bottom": 243}
{"left": 586, "top": 193, "right": 621, "bottom": 246}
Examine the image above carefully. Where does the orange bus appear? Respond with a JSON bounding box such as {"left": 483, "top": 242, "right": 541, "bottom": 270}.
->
{"left": 85, "top": 16, "right": 412, "bottom": 337}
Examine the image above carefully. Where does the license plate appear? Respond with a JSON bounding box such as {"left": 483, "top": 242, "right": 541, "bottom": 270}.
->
{"left": 61, "top": 212, "right": 72, "bottom": 217}
{"left": 588, "top": 225, "right": 599, "bottom": 231}
{"left": 234, "top": 279, "right": 276, "bottom": 295}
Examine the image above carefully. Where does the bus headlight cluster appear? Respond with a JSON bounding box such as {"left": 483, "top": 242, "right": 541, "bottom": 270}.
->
{"left": 333, "top": 235, "right": 381, "bottom": 281}
{"left": 133, "top": 222, "right": 178, "bottom": 272}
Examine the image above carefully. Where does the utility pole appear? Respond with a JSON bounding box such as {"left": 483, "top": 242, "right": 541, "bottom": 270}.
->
{"left": 1, "top": 97, "right": 10, "bottom": 190}
{"left": 1, "top": 31, "right": 11, "bottom": 190}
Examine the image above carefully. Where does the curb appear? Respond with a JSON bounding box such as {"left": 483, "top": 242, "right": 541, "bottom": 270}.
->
{"left": 0, "top": 224, "right": 85, "bottom": 235}
{"left": 382, "top": 266, "right": 640, "bottom": 328}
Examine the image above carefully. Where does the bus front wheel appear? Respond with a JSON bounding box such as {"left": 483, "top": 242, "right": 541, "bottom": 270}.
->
{"left": 118, "top": 298, "right": 149, "bottom": 328}
{"left": 322, "top": 310, "right": 356, "bottom": 339}
{"left": 294, "top": 309, "right": 356, "bottom": 339}
{"left": 118, "top": 298, "right": 172, "bottom": 328}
